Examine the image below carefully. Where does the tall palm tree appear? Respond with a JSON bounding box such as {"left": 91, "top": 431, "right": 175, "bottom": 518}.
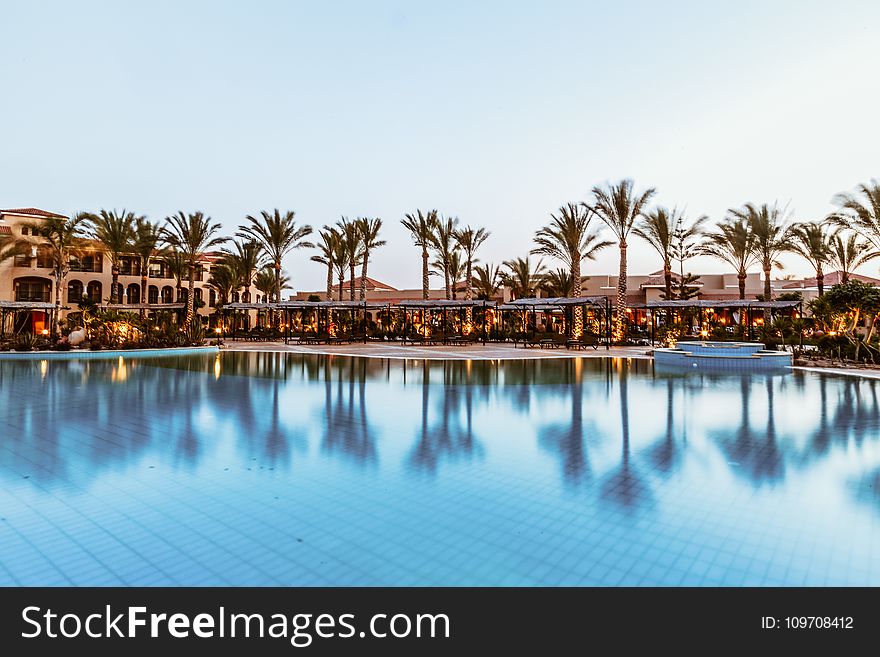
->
{"left": 501, "top": 256, "right": 546, "bottom": 300}
{"left": 699, "top": 217, "right": 757, "bottom": 299}
{"left": 633, "top": 206, "right": 679, "bottom": 299}
{"left": 731, "top": 202, "right": 791, "bottom": 304}
{"left": 828, "top": 231, "right": 880, "bottom": 284}
{"left": 337, "top": 217, "right": 362, "bottom": 301}
{"left": 24, "top": 213, "right": 88, "bottom": 332}
{"left": 401, "top": 209, "right": 439, "bottom": 300}
{"left": 311, "top": 227, "right": 340, "bottom": 299}
{"left": 473, "top": 263, "right": 501, "bottom": 300}
{"left": 431, "top": 215, "right": 459, "bottom": 299}
{"left": 331, "top": 231, "right": 350, "bottom": 302}
{"left": 454, "top": 225, "right": 490, "bottom": 301}
{"left": 831, "top": 179, "right": 880, "bottom": 251}
{"left": 86, "top": 209, "right": 137, "bottom": 304}
{"left": 587, "top": 179, "right": 656, "bottom": 341}
{"left": 542, "top": 268, "right": 574, "bottom": 297}
{"left": 357, "top": 217, "right": 385, "bottom": 301}
{"left": 207, "top": 263, "right": 236, "bottom": 306}
{"left": 533, "top": 202, "right": 611, "bottom": 335}
{"left": 786, "top": 222, "right": 833, "bottom": 295}
{"left": 222, "top": 240, "right": 264, "bottom": 300}
{"left": 238, "top": 209, "right": 313, "bottom": 306}
{"left": 132, "top": 217, "right": 162, "bottom": 315}
{"left": 447, "top": 251, "right": 465, "bottom": 300}
{"left": 162, "top": 211, "right": 227, "bottom": 324}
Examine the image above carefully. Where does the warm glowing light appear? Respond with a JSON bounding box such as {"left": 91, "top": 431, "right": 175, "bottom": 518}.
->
{"left": 214, "top": 327, "right": 222, "bottom": 334}
{"left": 214, "top": 355, "right": 221, "bottom": 379}
{"left": 700, "top": 329, "right": 709, "bottom": 338}
{"left": 41, "top": 329, "right": 49, "bottom": 335}
{"left": 40, "top": 359, "right": 48, "bottom": 379}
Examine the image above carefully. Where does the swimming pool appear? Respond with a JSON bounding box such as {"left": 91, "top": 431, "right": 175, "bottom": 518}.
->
{"left": 1, "top": 352, "right": 878, "bottom": 586}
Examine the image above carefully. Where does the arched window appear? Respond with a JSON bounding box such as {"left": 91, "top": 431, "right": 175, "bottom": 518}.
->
{"left": 14, "top": 277, "right": 51, "bottom": 302}
{"left": 209, "top": 289, "right": 216, "bottom": 307}
{"left": 178, "top": 288, "right": 188, "bottom": 302}
{"left": 148, "top": 285, "right": 159, "bottom": 304}
{"left": 67, "top": 279, "right": 84, "bottom": 304}
{"left": 193, "top": 288, "right": 203, "bottom": 304}
{"left": 126, "top": 283, "right": 140, "bottom": 304}
{"left": 86, "top": 281, "right": 102, "bottom": 303}
{"left": 161, "top": 286, "right": 173, "bottom": 303}
{"left": 242, "top": 290, "right": 251, "bottom": 303}
{"left": 231, "top": 291, "right": 240, "bottom": 303}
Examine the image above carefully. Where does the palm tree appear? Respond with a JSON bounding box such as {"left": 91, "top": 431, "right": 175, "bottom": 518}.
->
{"left": 86, "top": 209, "right": 137, "bottom": 304}
{"left": 700, "top": 217, "right": 757, "bottom": 299}
{"left": 23, "top": 213, "right": 88, "bottom": 332}
{"left": 207, "top": 263, "right": 236, "bottom": 306}
{"left": 542, "top": 268, "right": 574, "bottom": 297}
{"left": 731, "top": 202, "right": 791, "bottom": 305}
{"left": 162, "top": 211, "right": 227, "bottom": 324}
{"left": 454, "top": 225, "right": 490, "bottom": 301}
{"left": 828, "top": 231, "right": 880, "bottom": 284}
{"left": 254, "top": 266, "right": 290, "bottom": 304}
{"left": 633, "top": 206, "right": 679, "bottom": 299}
{"left": 331, "top": 231, "right": 350, "bottom": 301}
{"left": 431, "top": 215, "right": 459, "bottom": 299}
{"left": 831, "top": 179, "right": 880, "bottom": 251}
{"left": 132, "top": 218, "right": 162, "bottom": 316}
{"left": 162, "top": 248, "right": 188, "bottom": 302}
{"left": 238, "top": 209, "right": 313, "bottom": 306}
{"left": 533, "top": 203, "right": 611, "bottom": 335}
{"left": 357, "top": 217, "right": 385, "bottom": 301}
{"left": 447, "top": 251, "right": 465, "bottom": 300}
{"left": 587, "top": 179, "right": 656, "bottom": 341}
{"left": 786, "top": 222, "right": 833, "bottom": 295}
{"left": 222, "top": 240, "right": 264, "bottom": 300}
{"left": 311, "top": 227, "right": 340, "bottom": 299}
{"left": 473, "top": 263, "right": 501, "bottom": 300}
{"left": 501, "top": 256, "right": 546, "bottom": 300}
{"left": 0, "top": 232, "right": 27, "bottom": 267}
{"left": 337, "top": 217, "right": 362, "bottom": 301}
{"left": 401, "top": 209, "right": 439, "bottom": 300}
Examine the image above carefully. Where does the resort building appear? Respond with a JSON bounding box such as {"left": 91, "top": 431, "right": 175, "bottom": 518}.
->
{"left": 0, "top": 208, "right": 261, "bottom": 332}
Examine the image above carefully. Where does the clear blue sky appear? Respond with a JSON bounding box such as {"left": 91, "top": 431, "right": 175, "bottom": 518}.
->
{"left": 2, "top": 1, "right": 878, "bottom": 290}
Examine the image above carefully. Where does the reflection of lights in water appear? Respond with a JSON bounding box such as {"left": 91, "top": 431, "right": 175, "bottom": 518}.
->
{"left": 40, "top": 359, "right": 48, "bottom": 379}
{"left": 214, "top": 355, "right": 221, "bottom": 379}
{"left": 112, "top": 356, "right": 128, "bottom": 382}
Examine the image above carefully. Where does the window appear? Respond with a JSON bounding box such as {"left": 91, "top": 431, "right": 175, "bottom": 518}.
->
{"left": 36, "top": 247, "right": 53, "bottom": 269}
{"left": 148, "top": 285, "right": 159, "bottom": 304}
{"left": 21, "top": 227, "right": 29, "bottom": 236}
{"left": 126, "top": 283, "right": 140, "bottom": 304}
{"left": 195, "top": 266, "right": 204, "bottom": 282}
{"left": 231, "top": 291, "right": 240, "bottom": 303}
{"left": 13, "top": 253, "right": 31, "bottom": 267}
{"left": 209, "top": 289, "right": 216, "bottom": 307}
{"left": 67, "top": 280, "right": 84, "bottom": 304}
{"left": 178, "top": 288, "right": 188, "bottom": 302}
{"left": 242, "top": 290, "right": 251, "bottom": 303}
{"left": 118, "top": 257, "right": 140, "bottom": 277}
{"left": 86, "top": 281, "right": 103, "bottom": 303}
{"left": 149, "top": 261, "right": 167, "bottom": 278}
{"left": 15, "top": 278, "right": 50, "bottom": 302}
{"left": 193, "top": 288, "right": 203, "bottom": 304}
{"left": 161, "top": 286, "right": 173, "bottom": 304}
{"left": 70, "top": 254, "right": 102, "bottom": 273}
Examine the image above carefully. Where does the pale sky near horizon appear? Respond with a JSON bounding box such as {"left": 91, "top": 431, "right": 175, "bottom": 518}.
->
{"left": 2, "top": 1, "right": 878, "bottom": 292}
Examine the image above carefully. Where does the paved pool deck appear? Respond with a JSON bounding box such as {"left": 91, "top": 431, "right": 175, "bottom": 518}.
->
{"left": 221, "top": 340, "right": 652, "bottom": 361}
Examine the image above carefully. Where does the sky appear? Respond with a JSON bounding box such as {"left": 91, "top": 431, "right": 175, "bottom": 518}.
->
{"left": 2, "top": 0, "right": 879, "bottom": 292}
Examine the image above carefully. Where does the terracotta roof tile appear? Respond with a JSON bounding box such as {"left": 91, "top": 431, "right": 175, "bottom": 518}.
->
{"left": 1, "top": 208, "right": 68, "bottom": 219}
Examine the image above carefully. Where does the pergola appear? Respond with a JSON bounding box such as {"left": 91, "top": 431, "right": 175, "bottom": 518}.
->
{"left": 501, "top": 296, "right": 612, "bottom": 348}
{"left": 0, "top": 301, "right": 61, "bottom": 336}
{"left": 396, "top": 299, "right": 496, "bottom": 344}
{"left": 645, "top": 299, "right": 803, "bottom": 344}
{"left": 277, "top": 300, "right": 390, "bottom": 343}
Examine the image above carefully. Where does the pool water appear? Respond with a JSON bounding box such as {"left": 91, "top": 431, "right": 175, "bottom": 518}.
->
{"left": 1, "top": 352, "right": 878, "bottom": 586}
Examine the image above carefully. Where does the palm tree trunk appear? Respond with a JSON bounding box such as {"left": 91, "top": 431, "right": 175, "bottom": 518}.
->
{"left": 738, "top": 272, "right": 746, "bottom": 300}
{"left": 763, "top": 263, "right": 772, "bottom": 323}
{"left": 338, "top": 272, "right": 344, "bottom": 302}
{"left": 663, "top": 262, "right": 673, "bottom": 299}
{"left": 111, "top": 264, "right": 119, "bottom": 304}
{"left": 53, "top": 269, "right": 62, "bottom": 336}
{"left": 421, "top": 248, "right": 429, "bottom": 300}
{"left": 349, "top": 261, "right": 356, "bottom": 301}
{"left": 140, "top": 260, "right": 149, "bottom": 319}
{"left": 614, "top": 242, "right": 627, "bottom": 342}
{"left": 817, "top": 267, "right": 824, "bottom": 296}
{"left": 572, "top": 254, "right": 582, "bottom": 337}
{"left": 326, "top": 263, "right": 333, "bottom": 300}
{"left": 444, "top": 262, "right": 451, "bottom": 300}
{"left": 186, "top": 263, "right": 195, "bottom": 325}
{"left": 464, "top": 258, "right": 473, "bottom": 334}
{"left": 360, "top": 251, "right": 369, "bottom": 301}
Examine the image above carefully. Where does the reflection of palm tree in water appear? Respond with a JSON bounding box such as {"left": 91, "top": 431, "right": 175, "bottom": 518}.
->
{"left": 648, "top": 378, "right": 681, "bottom": 472}
{"left": 538, "top": 359, "right": 591, "bottom": 486}
{"left": 408, "top": 361, "right": 483, "bottom": 474}
{"left": 600, "top": 360, "right": 653, "bottom": 510}
{"left": 322, "top": 357, "right": 377, "bottom": 464}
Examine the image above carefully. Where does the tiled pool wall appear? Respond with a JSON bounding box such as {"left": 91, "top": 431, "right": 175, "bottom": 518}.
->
{"left": 0, "top": 346, "right": 219, "bottom": 360}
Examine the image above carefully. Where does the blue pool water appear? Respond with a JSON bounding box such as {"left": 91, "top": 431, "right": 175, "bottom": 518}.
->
{"left": 1, "top": 352, "right": 878, "bottom": 586}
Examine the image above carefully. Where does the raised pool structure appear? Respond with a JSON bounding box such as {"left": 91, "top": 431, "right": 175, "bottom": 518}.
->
{"left": 653, "top": 341, "right": 792, "bottom": 372}
{"left": 0, "top": 349, "right": 877, "bottom": 586}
